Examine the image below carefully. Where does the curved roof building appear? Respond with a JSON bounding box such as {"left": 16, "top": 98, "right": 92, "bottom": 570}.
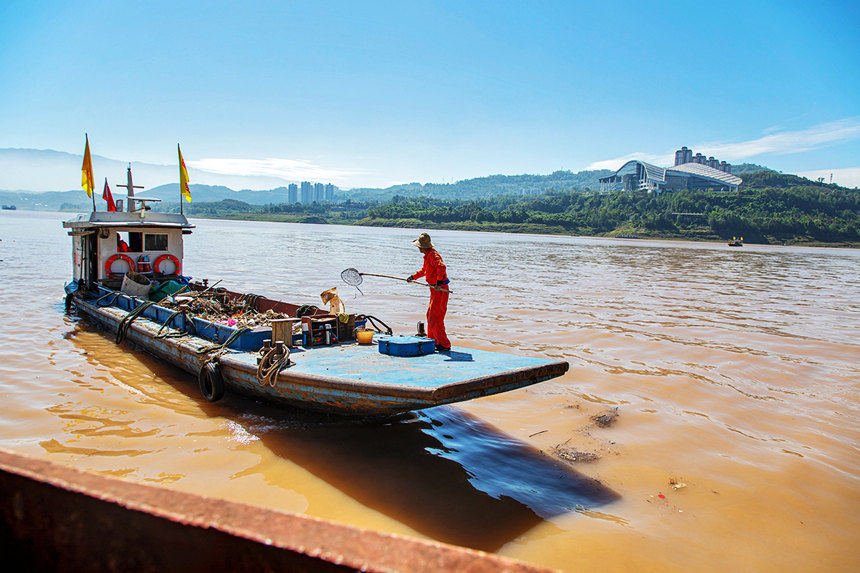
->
{"left": 599, "top": 153, "right": 742, "bottom": 194}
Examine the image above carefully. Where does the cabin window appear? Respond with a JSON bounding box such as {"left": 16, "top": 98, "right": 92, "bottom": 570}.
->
{"left": 128, "top": 232, "right": 143, "bottom": 252}
{"left": 144, "top": 233, "right": 168, "bottom": 251}
{"left": 116, "top": 232, "right": 131, "bottom": 252}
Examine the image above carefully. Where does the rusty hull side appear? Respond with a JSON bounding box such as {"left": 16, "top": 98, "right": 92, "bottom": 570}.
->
{"left": 0, "top": 449, "right": 551, "bottom": 572}
{"left": 73, "top": 298, "right": 431, "bottom": 413}
{"left": 75, "top": 297, "right": 207, "bottom": 376}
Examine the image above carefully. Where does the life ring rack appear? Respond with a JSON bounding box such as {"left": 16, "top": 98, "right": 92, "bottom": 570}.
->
{"left": 104, "top": 254, "right": 136, "bottom": 278}
{"left": 153, "top": 254, "right": 182, "bottom": 276}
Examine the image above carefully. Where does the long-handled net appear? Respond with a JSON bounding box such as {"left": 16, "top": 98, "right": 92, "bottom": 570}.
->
{"left": 341, "top": 268, "right": 450, "bottom": 294}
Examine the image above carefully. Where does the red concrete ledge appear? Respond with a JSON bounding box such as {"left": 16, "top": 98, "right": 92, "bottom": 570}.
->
{"left": 0, "top": 448, "right": 553, "bottom": 572}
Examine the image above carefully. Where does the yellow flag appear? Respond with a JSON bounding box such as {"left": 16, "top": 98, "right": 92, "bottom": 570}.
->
{"left": 81, "top": 134, "right": 94, "bottom": 198}
{"left": 178, "top": 144, "right": 191, "bottom": 203}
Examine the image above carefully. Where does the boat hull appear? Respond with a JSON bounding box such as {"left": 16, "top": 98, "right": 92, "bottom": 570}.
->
{"left": 70, "top": 294, "right": 569, "bottom": 416}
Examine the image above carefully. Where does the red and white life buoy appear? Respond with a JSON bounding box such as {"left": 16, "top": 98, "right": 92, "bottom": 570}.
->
{"left": 104, "top": 254, "right": 136, "bottom": 278}
{"left": 153, "top": 254, "right": 182, "bottom": 276}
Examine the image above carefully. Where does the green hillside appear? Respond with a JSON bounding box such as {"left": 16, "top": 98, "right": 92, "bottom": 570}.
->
{"left": 258, "top": 172, "right": 858, "bottom": 246}
{"left": 344, "top": 169, "right": 614, "bottom": 201}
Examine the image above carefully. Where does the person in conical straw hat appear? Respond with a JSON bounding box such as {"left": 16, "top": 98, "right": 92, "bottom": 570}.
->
{"left": 406, "top": 232, "right": 451, "bottom": 351}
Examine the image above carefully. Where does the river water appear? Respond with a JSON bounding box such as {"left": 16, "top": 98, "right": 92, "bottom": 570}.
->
{"left": 1, "top": 209, "right": 858, "bottom": 571}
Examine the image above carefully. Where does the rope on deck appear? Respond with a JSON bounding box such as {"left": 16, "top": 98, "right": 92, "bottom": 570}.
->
{"left": 154, "top": 309, "right": 189, "bottom": 339}
{"left": 115, "top": 301, "right": 157, "bottom": 344}
{"left": 256, "top": 344, "right": 292, "bottom": 388}
{"left": 196, "top": 326, "right": 250, "bottom": 355}
{"left": 97, "top": 290, "right": 123, "bottom": 307}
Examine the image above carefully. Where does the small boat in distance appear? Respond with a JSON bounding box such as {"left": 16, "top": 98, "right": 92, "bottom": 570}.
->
{"left": 728, "top": 236, "right": 744, "bottom": 247}
{"left": 63, "top": 167, "right": 568, "bottom": 416}
{"left": 1, "top": 205, "right": 16, "bottom": 210}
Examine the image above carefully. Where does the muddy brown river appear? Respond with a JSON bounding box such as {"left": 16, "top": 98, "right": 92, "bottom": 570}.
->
{"left": 1, "top": 210, "right": 858, "bottom": 571}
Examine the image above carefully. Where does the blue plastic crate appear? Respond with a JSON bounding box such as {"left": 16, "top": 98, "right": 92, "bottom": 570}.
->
{"left": 377, "top": 335, "right": 436, "bottom": 357}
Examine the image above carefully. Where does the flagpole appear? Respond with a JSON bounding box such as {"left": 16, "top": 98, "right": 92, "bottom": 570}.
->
{"left": 88, "top": 134, "right": 96, "bottom": 212}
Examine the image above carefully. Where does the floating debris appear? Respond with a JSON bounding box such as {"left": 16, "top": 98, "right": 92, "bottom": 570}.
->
{"left": 592, "top": 407, "right": 619, "bottom": 427}
{"left": 554, "top": 447, "right": 600, "bottom": 464}
{"left": 670, "top": 477, "right": 687, "bottom": 490}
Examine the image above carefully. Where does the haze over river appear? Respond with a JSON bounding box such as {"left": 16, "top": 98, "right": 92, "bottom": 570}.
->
{"left": 1, "top": 210, "right": 858, "bottom": 571}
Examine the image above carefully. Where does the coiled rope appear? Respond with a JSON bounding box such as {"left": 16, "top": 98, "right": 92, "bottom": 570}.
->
{"left": 194, "top": 326, "right": 252, "bottom": 381}
{"left": 256, "top": 345, "right": 292, "bottom": 387}
{"left": 296, "top": 304, "right": 318, "bottom": 318}
{"left": 239, "top": 293, "right": 261, "bottom": 310}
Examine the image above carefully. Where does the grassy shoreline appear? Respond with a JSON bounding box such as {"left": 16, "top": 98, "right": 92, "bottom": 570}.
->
{"left": 195, "top": 213, "right": 860, "bottom": 248}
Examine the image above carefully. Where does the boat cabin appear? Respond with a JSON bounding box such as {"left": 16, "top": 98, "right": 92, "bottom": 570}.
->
{"left": 63, "top": 210, "right": 194, "bottom": 290}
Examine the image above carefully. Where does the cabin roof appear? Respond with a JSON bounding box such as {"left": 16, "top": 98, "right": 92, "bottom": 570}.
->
{"left": 63, "top": 211, "right": 194, "bottom": 230}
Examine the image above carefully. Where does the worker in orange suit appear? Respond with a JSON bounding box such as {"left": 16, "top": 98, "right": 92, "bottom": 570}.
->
{"left": 406, "top": 232, "right": 451, "bottom": 351}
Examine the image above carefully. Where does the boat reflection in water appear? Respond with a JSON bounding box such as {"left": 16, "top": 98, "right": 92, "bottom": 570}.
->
{"left": 232, "top": 401, "right": 620, "bottom": 551}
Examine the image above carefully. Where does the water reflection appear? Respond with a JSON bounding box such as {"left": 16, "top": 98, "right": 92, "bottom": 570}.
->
{"left": 66, "top": 316, "right": 618, "bottom": 551}
{"left": 230, "top": 401, "right": 618, "bottom": 551}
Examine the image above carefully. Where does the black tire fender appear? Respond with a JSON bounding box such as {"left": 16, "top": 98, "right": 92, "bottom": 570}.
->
{"left": 198, "top": 362, "right": 224, "bottom": 402}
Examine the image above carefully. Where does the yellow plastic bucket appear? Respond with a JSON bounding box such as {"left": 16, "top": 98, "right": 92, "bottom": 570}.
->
{"left": 356, "top": 329, "right": 374, "bottom": 345}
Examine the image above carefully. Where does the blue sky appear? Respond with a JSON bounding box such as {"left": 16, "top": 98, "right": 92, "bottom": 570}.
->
{"left": 1, "top": 0, "right": 859, "bottom": 189}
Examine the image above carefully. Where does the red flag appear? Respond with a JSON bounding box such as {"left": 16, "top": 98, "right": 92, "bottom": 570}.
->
{"left": 102, "top": 177, "right": 116, "bottom": 212}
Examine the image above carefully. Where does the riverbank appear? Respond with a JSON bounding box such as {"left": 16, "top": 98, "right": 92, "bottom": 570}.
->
{"left": 38, "top": 172, "right": 860, "bottom": 249}
{"left": 193, "top": 212, "right": 860, "bottom": 248}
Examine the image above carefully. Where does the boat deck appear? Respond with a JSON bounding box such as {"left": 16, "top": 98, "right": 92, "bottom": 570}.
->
{"left": 221, "top": 340, "right": 568, "bottom": 414}
{"left": 70, "top": 286, "right": 569, "bottom": 415}
{"left": 231, "top": 342, "right": 562, "bottom": 390}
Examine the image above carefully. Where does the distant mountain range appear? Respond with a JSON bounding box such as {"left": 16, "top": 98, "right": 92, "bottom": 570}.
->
{"left": 0, "top": 148, "right": 300, "bottom": 193}
{"left": 0, "top": 147, "right": 774, "bottom": 211}
{"left": 0, "top": 183, "right": 296, "bottom": 212}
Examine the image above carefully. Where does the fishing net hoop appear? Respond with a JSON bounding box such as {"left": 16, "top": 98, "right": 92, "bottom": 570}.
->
{"left": 341, "top": 268, "right": 363, "bottom": 286}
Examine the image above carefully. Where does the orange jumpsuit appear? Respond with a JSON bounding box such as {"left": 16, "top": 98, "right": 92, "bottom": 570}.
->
{"left": 411, "top": 248, "right": 450, "bottom": 349}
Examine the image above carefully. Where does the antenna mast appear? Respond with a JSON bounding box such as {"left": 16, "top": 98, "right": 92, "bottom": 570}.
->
{"left": 116, "top": 163, "right": 144, "bottom": 211}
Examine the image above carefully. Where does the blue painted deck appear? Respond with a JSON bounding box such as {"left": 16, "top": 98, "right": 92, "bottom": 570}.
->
{"left": 230, "top": 343, "right": 555, "bottom": 391}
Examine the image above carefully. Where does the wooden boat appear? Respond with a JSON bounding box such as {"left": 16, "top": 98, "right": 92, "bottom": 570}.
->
{"left": 62, "top": 171, "right": 568, "bottom": 416}
{"left": 728, "top": 236, "right": 743, "bottom": 247}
